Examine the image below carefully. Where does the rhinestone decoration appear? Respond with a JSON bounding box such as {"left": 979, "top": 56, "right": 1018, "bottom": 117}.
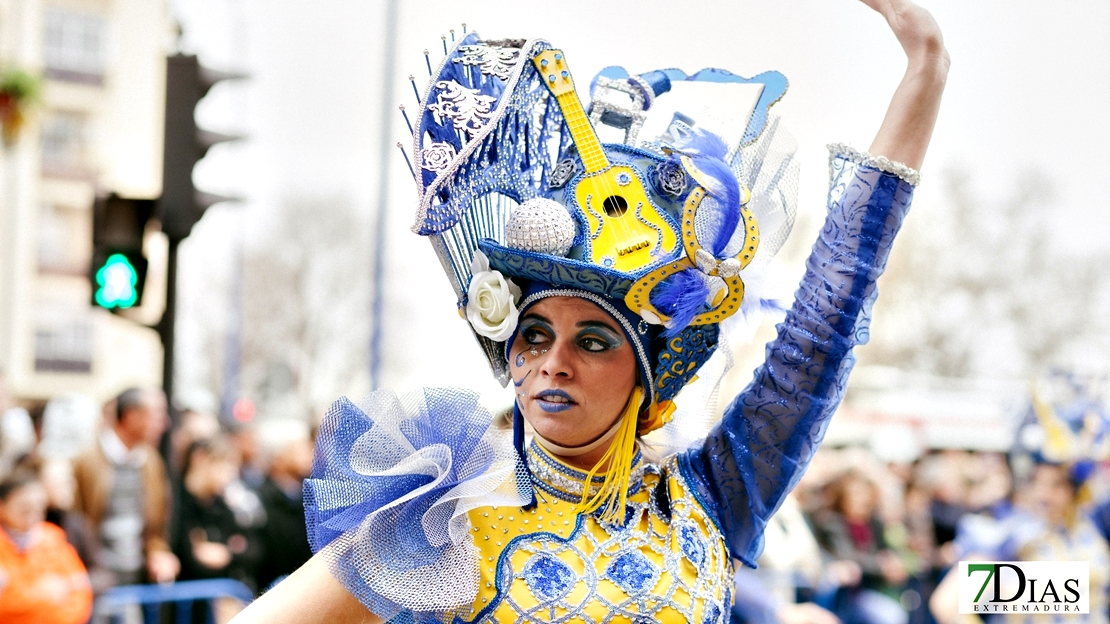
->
{"left": 505, "top": 198, "right": 577, "bottom": 256}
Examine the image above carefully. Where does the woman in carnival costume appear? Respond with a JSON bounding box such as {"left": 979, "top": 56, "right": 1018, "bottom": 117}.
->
{"left": 236, "top": 0, "right": 948, "bottom": 621}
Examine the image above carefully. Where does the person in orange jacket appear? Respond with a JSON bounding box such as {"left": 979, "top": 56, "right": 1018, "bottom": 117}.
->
{"left": 0, "top": 465, "right": 93, "bottom": 624}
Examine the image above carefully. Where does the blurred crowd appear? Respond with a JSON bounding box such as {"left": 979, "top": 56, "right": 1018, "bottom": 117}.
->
{"left": 3, "top": 377, "right": 1110, "bottom": 624}
{"left": 732, "top": 444, "right": 1110, "bottom": 624}
{"left": 0, "top": 382, "right": 316, "bottom": 623}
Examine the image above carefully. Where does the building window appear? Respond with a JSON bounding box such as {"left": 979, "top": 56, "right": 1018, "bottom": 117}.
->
{"left": 41, "top": 111, "right": 88, "bottom": 176}
{"left": 38, "top": 203, "right": 92, "bottom": 275}
{"left": 34, "top": 317, "right": 93, "bottom": 374}
{"left": 44, "top": 9, "right": 106, "bottom": 85}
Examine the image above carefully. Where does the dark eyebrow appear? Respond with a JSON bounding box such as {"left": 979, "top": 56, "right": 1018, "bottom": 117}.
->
{"left": 577, "top": 319, "right": 621, "bottom": 333}
{"left": 521, "top": 312, "right": 551, "bottom": 324}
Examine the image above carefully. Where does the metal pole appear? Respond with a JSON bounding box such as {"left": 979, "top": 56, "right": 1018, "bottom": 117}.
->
{"left": 160, "top": 237, "right": 179, "bottom": 430}
{"left": 369, "top": 0, "right": 399, "bottom": 390}
{"left": 220, "top": 227, "right": 242, "bottom": 421}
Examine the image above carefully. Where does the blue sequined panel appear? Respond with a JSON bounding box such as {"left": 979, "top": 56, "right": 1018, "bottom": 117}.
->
{"left": 678, "top": 523, "right": 707, "bottom": 568}
{"left": 679, "top": 148, "right": 916, "bottom": 567}
{"left": 522, "top": 554, "right": 575, "bottom": 601}
{"left": 605, "top": 551, "right": 662, "bottom": 596}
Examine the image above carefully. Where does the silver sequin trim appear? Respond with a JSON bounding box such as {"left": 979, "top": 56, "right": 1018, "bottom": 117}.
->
{"left": 827, "top": 143, "right": 921, "bottom": 186}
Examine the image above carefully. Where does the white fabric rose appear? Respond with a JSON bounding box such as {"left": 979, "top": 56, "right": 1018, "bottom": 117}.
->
{"left": 465, "top": 250, "right": 521, "bottom": 342}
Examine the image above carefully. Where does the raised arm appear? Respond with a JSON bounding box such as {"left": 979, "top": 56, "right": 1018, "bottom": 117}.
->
{"left": 677, "top": 0, "right": 948, "bottom": 566}
{"left": 863, "top": 0, "right": 950, "bottom": 169}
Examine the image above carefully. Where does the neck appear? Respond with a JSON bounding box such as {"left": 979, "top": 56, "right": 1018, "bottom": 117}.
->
{"left": 533, "top": 417, "right": 624, "bottom": 471}
{"left": 546, "top": 438, "right": 615, "bottom": 472}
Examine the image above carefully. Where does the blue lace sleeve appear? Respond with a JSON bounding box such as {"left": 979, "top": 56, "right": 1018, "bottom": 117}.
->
{"left": 678, "top": 145, "right": 917, "bottom": 567}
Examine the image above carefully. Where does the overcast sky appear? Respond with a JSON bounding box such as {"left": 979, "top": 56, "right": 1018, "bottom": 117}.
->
{"left": 168, "top": 0, "right": 1110, "bottom": 410}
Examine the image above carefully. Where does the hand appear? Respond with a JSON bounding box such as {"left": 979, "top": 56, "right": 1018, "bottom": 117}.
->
{"left": 878, "top": 550, "right": 910, "bottom": 584}
{"left": 859, "top": 0, "right": 947, "bottom": 67}
{"left": 779, "top": 602, "right": 842, "bottom": 624}
{"left": 824, "top": 559, "right": 862, "bottom": 587}
{"left": 194, "top": 541, "right": 233, "bottom": 570}
{"left": 147, "top": 550, "right": 180, "bottom": 583}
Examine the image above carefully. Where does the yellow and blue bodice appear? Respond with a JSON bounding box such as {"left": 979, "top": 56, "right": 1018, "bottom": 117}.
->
{"left": 303, "top": 148, "right": 918, "bottom": 623}
{"left": 463, "top": 443, "right": 731, "bottom": 623}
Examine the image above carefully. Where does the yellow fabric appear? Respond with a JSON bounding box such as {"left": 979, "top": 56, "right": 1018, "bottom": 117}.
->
{"left": 638, "top": 399, "right": 676, "bottom": 436}
{"left": 464, "top": 445, "right": 733, "bottom": 623}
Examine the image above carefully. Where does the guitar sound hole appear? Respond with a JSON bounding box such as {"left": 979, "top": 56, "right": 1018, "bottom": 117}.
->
{"left": 603, "top": 195, "right": 628, "bottom": 217}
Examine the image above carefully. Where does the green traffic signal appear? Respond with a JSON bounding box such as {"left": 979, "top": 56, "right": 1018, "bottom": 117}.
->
{"left": 94, "top": 253, "right": 139, "bottom": 309}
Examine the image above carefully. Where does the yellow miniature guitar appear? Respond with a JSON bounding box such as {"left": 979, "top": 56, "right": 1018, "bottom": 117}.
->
{"left": 532, "top": 49, "right": 677, "bottom": 272}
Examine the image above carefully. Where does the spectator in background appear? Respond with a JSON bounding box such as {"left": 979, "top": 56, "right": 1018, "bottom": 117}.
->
{"left": 173, "top": 436, "right": 262, "bottom": 592}
{"left": 41, "top": 457, "right": 95, "bottom": 566}
{"left": 812, "top": 469, "right": 909, "bottom": 624}
{"left": 170, "top": 409, "right": 221, "bottom": 476}
{"left": 231, "top": 422, "right": 264, "bottom": 490}
{"left": 72, "top": 387, "right": 179, "bottom": 592}
{"left": 255, "top": 419, "right": 314, "bottom": 590}
{"left": 0, "top": 464, "right": 93, "bottom": 624}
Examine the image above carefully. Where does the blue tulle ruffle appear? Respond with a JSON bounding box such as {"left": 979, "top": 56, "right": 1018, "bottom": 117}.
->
{"left": 304, "top": 388, "right": 528, "bottom": 621}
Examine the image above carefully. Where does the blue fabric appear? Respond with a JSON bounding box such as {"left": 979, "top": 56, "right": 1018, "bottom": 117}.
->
{"left": 679, "top": 152, "right": 915, "bottom": 567}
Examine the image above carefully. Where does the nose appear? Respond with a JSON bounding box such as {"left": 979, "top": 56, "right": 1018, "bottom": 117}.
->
{"left": 538, "top": 337, "right": 574, "bottom": 379}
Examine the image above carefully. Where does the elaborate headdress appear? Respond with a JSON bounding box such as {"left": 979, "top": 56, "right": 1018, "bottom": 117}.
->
{"left": 405, "top": 31, "right": 798, "bottom": 519}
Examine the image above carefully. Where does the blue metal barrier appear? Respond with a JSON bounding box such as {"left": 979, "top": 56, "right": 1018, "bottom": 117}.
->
{"left": 94, "top": 578, "right": 255, "bottom": 624}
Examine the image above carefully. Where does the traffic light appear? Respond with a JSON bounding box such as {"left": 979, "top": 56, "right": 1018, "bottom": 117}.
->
{"left": 90, "top": 194, "right": 154, "bottom": 310}
{"left": 160, "top": 54, "right": 243, "bottom": 240}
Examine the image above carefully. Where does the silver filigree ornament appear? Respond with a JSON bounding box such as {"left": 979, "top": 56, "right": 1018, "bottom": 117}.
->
{"left": 427, "top": 80, "right": 497, "bottom": 135}
{"left": 547, "top": 159, "right": 578, "bottom": 189}
{"left": 421, "top": 141, "right": 457, "bottom": 173}
{"left": 505, "top": 198, "right": 577, "bottom": 256}
{"left": 453, "top": 44, "right": 520, "bottom": 81}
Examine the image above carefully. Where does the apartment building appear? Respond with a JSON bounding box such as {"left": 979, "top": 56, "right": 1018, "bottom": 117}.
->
{"left": 0, "top": 0, "right": 171, "bottom": 404}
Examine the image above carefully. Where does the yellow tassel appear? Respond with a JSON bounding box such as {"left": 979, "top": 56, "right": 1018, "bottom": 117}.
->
{"left": 573, "top": 386, "right": 644, "bottom": 524}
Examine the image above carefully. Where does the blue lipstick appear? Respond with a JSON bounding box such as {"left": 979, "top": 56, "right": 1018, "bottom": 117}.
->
{"left": 534, "top": 389, "right": 575, "bottom": 413}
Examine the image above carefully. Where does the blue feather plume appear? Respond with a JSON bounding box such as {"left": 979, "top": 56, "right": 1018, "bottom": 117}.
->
{"left": 648, "top": 269, "right": 709, "bottom": 337}
{"left": 670, "top": 127, "right": 741, "bottom": 256}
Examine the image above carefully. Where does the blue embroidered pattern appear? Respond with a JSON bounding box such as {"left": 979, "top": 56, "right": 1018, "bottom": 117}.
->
{"left": 523, "top": 554, "right": 575, "bottom": 601}
{"left": 678, "top": 523, "right": 707, "bottom": 568}
{"left": 654, "top": 324, "right": 720, "bottom": 403}
{"left": 604, "top": 551, "right": 661, "bottom": 596}
{"left": 481, "top": 239, "right": 643, "bottom": 300}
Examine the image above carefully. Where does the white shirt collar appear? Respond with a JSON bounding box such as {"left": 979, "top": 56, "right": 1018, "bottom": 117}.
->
{"left": 100, "top": 428, "right": 147, "bottom": 467}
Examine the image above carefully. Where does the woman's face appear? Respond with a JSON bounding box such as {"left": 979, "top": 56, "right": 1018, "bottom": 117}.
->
{"left": 0, "top": 482, "right": 47, "bottom": 533}
{"left": 1028, "top": 463, "right": 1074, "bottom": 525}
{"left": 839, "top": 475, "right": 878, "bottom": 522}
{"left": 510, "top": 297, "right": 637, "bottom": 452}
